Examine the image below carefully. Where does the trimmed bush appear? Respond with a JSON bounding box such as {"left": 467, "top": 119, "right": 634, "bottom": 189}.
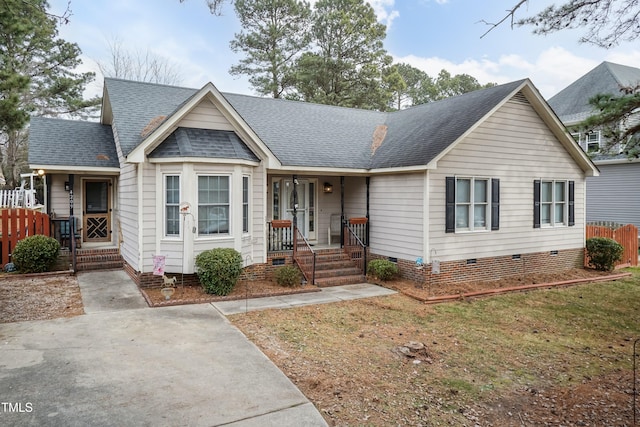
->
{"left": 195, "top": 248, "right": 243, "bottom": 295}
{"left": 367, "top": 259, "right": 398, "bottom": 281}
{"left": 586, "top": 237, "right": 624, "bottom": 271}
{"left": 274, "top": 265, "right": 302, "bottom": 287}
{"left": 12, "top": 235, "right": 61, "bottom": 273}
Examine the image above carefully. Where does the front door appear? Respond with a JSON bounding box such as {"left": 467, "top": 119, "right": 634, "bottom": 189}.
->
{"left": 83, "top": 179, "right": 111, "bottom": 243}
{"left": 281, "top": 179, "right": 316, "bottom": 241}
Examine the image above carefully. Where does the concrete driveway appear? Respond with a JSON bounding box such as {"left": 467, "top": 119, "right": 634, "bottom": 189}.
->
{"left": 0, "top": 271, "right": 328, "bottom": 426}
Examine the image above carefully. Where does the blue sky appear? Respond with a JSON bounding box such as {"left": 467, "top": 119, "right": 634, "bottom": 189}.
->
{"left": 48, "top": 0, "right": 640, "bottom": 100}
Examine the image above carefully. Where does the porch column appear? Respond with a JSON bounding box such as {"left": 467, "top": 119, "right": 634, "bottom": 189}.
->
{"left": 68, "top": 174, "right": 76, "bottom": 271}
{"left": 292, "top": 174, "right": 298, "bottom": 229}
{"left": 366, "top": 176, "right": 370, "bottom": 246}
{"left": 340, "top": 176, "right": 345, "bottom": 248}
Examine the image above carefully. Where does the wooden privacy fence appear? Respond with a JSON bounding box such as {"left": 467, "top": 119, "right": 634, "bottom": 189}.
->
{"left": 0, "top": 208, "right": 52, "bottom": 266}
{"left": 585, "top": 223, "right": 638, "bottom": 268}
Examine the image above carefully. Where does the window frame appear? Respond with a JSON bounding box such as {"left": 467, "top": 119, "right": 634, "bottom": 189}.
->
{"left": 534, "top": 179, "right": 573, "bottom": 228}
{"left": 453, "top": 176, "right": 491, "bottom": 232}
{"left": 585, "top": 131, "right": 601, "bottom": 153}
{"left": 242, "top": 175, "right": 250, "bottom": 234}
{"left": 197, "top": 174, "right": 231, "bottom": 237}
{"left": 164, "top": 174, "right": 181, "bottom": 238}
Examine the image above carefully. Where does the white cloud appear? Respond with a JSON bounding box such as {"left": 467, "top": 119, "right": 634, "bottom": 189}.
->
{"left": 393, "top": 46, "right": 640, "bottom": 98}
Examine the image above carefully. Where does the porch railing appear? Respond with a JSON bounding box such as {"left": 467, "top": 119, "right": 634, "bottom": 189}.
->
{"left": 268, "top": 220, "right": 293, "bottom": 251}
{"left": 0, "top": 188, "right": 37, "bottom": 209}
{"left": 344, "top": 220, "right": 367, "bottom": 275}
{"left": 293, "top": 226, "right": 316, "bottom": 285}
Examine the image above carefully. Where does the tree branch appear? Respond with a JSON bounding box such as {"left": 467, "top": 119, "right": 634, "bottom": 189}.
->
{"left": 478, "top": 0, "right": 529, "bottom": 39}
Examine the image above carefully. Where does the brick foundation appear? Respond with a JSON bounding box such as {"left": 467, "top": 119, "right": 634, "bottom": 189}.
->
{"left": 124, "top": 254, "right": 296, "bottom": 288}
{"left": 370, "top": 248, "right": 585, "bottom": 290}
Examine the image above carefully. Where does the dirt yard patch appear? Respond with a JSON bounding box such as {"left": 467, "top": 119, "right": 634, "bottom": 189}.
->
{"left": 0, "top": 273, "right": 84, "bottom": 323}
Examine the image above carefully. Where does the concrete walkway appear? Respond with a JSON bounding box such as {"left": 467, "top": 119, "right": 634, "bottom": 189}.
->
{"left": 0, "top": 270, "right": 396, "bottom": 426}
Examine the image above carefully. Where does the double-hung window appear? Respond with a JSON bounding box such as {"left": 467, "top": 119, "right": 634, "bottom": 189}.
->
{"left": 242, "top": 176, "right": 249, "bottom": 233}
{"left": 165, "top": 175, "right": 180, "bottom": 237}
{"left": 446, "top": 177, "right": 499, "bottom": 233}
{"left": 198, "top": 175, "right": 230, "bottom": 236}
{"left": 585, "top": 131, "right": 601, "bottom": 153}
{"left": 534, "top": 180, "right": 574, "bottom": 228}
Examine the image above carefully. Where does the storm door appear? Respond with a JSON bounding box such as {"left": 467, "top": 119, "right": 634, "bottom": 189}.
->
{"left": 83, "top": 180, "right": 111, "bottom": 243}
{"left": 280, "top": 179, "right": 316, "bottom": 241}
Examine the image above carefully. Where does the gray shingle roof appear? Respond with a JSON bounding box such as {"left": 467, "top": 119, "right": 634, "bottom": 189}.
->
{"left": 548, "top": 61, "right": 640, "bottom": 123}
{"left": 30, "top": 78, "right": 530, "bottom": 171}
{"left": 104, "top": 78, "right": 524, "bottom": 169}
{"left": 149, "top": 128, "right": 259, "bottom": 162}
{"left": 29, "top": 117, "right": 118, "bottom": 169}
{"left": 372, "top": 80, "right": 526, "bottom": 168}
{"left": 104, "top": 78, "right": 197, "bottom": 157}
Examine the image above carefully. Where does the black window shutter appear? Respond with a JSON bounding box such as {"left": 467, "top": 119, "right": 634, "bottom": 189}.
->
{"left": 491, "top": 178, "right": 500, "bottom": 230}
{"left": 568, "top": 180, "right": 575, "bottom": 226}
{"left": 533, "top": 180, "right": 541, "bottom": 228}
{"left": 445, "top": 177, "right": 455, "bottom": 233}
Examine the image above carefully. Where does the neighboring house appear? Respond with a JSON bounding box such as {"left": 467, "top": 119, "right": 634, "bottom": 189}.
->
{"left": 28, "top": 77, "right": 597, "bottom": 287}
{"left": 548, "top": 61, "right": 640, "bottom": 229}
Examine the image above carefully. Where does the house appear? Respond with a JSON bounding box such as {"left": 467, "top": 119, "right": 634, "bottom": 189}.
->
{"left": 28, "top": 77, "right": 598, "bottom": 287}
{"left": 548, "top": 61, "right": 640, "bottom": 229}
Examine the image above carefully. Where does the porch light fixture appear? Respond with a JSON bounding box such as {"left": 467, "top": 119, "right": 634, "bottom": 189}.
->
{"left": 64, "top": 181, "right": 70, "bottom": 191}
{"left": 37, "top": 169, "right": 45, "bottom": 176}
{"left": 323, "top": 182, "right": 333, "bottom": 193}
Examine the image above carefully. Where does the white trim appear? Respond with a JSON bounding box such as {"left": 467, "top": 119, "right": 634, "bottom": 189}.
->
{"left": 149, "top": 157, "right": 260, "bottom": 166}
{"left": 423, "top": 171, "right": 430, "bottom": 263}
{"left": 593, "top": 157, "right": 640, "bottom": 165}
{"left": 29, "top": 165, "right": 120, "bottom": 175}
{"left": 137, "top": 163, "right": 144, "bottom": 272}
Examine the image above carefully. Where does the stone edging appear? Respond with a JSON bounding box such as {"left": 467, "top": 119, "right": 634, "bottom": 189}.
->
{"left": 139, "top": 285, "right": 322, "bottom": 308}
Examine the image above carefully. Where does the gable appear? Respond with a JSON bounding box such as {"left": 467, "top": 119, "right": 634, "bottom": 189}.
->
{"left": 177, "top": 98, "right": 235, "bottom": 131}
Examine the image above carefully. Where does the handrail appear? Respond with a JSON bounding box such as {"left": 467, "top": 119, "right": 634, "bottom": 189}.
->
{"left": 293, "top": 226, "right": 316, "bottom": 285}
{"left": 344, "top": 223, "right": 367, "bottom": 275}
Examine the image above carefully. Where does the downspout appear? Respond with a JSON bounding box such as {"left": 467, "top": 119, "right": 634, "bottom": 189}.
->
{"left": 137, "top": 163, "right": 144, "bottom": 274}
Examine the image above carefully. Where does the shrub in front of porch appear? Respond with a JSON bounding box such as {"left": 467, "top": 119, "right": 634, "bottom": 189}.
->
{"left": 274, "top": 265, "right": 302, "bottom": 287}
{"left": 195, "top": 248, "right": 243, "bottom": 295}
{"left": 11, "top": 235, "right": 61, "bottom": 273}
{"left": 367, "top": 259, "right": 399, "bottom": 281}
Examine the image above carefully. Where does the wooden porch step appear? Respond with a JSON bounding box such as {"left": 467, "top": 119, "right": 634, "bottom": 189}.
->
{"left": 75, "top": 248, "right": 123, "bottom": 271}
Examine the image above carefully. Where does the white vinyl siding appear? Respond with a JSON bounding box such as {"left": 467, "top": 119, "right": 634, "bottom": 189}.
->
{"left": 429, "top": 98, "right": 586, "bottom": 262}
{"left": 178, "top": 99, "right": 235, "bottom": 131}
{"left": 369, "top": 173, "right": 424, "bottom": 260}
